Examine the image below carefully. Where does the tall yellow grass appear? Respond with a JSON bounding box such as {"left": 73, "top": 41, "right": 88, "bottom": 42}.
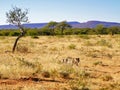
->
{"left": 0, "top": 35, "right": 120, "bottom": 90}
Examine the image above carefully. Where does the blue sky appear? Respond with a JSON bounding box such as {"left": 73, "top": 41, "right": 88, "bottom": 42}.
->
{"left": 0, "top": 0, "right": 120, "bottom": 25}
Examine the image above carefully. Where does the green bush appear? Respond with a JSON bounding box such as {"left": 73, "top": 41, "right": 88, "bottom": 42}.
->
{"left": 79, "top": 35, "right": 90, "bottom": 39}
{"left": 26, "top": 29, "right": 39, "bottom": 36}
{"left": 0, "top": 30, "right": 10, "bottom": 36}
{"left": 93, "top": 61, "right": 103, "bottom": 66}
{"left": 0, "top": 26, "right": 120, "bottom": 36}
{"left": 96, "top": 39, "right": 112, "bottom": 48}
{"left": 69, "top": 79, "right": 89, "bottom": 90}
{"left": 68, "top": 44, "right": 76, "bottom": 49}
{"left": 31, "top": 36, "right": 39, "bottom": 39}
{"left": 9, "top": 31, "right": 20, "bottom": 36}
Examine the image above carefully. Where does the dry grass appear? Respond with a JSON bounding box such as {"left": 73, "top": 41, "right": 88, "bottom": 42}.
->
{"left": 0, "top": 35, "right": 120, "bottom": 90}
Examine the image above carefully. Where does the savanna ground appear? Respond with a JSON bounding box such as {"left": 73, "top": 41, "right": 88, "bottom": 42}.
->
{"left": 0, "top": 35, "right": 120, "bottom": 90}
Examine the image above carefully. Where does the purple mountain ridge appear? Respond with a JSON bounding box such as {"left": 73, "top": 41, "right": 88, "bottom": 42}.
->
{"left": 0, "top": 21, "right": 120, "bottom": 29}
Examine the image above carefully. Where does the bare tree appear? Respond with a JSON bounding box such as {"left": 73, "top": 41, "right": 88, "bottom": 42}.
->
{"left": 6, "top": 6, "right": 29, "bottom": 53}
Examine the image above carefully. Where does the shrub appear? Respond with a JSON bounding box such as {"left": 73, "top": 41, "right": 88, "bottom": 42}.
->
{"left": 41, "top": 71, "right": 50, "bottom": 78}
{"left": 50, "top": 69, "right": 58, "bottom": 80}
{"left": 84, "top": 41, "right": 94, "bottom": 46}
{"left": 69, "top": 79, "right": 89, "bottom": 90}
{"left": 64, "top": 29, "right": 73, "bottom": 35}
{"left": 0, "top": 30, "right": 10, "bottom": 36}
{"left": 96, "top": 39, "right": 112, "bottom": 48}
{"left": 9, "top": 31, "right": 20, "bottom": 36}
{"left": 16, "top": 44, "right": 29, "bottom": 53}
{"left": 17, "top": 58, "right": 35, "bottom": 68}
{"left": 93, "top": 61, "right": 103, "bottom": 66}
{"left": 59, "top": 71, "right": 70, "bottom": 79}
{"left": 102, "top": 75, "right": 113, "bottom": 81}
{"left": 31, "top": 36, "right": 39, "bottom": 39}
{"left": 68, "top": 44, "right": 76, "bottom": 49}
{"left": 59, "top": 65, "right": 75, "bottom": 79}
{"left": 79, "top": 35, "right": 90, "bottom": 39}
{"left": 79, "top": 70, "right": 90, "bottom": 78}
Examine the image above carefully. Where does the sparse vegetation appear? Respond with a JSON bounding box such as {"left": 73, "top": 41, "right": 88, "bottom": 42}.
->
{"left": 0, "top": 35, "right": 120, "bottom": 90}
{"left": 0, "top": 25, "right": 120, "bottom": 36}
{"left": 101, "top": 74, "right": 113, "bottom": 81}
{"left": 96, "top": 39, "right": 112, "bottom": 48}
{"left": 69, "top": 79, "right": 89, "bottom": 90}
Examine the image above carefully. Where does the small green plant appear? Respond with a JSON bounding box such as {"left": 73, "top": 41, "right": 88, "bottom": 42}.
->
{"left": 68, "top": 44, "right": 76, "bottom": 49}
{"left": 80, "top": 70, "right": 90, "bottom": 78}
{"left": 97, "top": 39, "right": 107, "bottom": 46}
{"left": 93, "top": 61, "right": 103, "bottom": 66}
{"left": 96, "top": 39, "right": 112, "bottom": 48}
{"left": 69, "top": 79, "right": 89, "bottom": 90}
{"left": 34, "top": 62, "right": 42, "bottom": 74}
{"left": 17, "top": 58, "right": 35, "bottom": 68}
{"left": 50, "top": 69, "right": 58, "bottom": 80}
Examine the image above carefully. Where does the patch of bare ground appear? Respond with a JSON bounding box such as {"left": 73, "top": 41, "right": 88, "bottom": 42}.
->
{"left": 0, "top": 77, "right": 69, "bottom": 90}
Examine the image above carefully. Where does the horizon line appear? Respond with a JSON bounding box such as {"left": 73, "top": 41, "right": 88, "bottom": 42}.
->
{"left": 0, "top": 20, "right": 120, "bottom": 25}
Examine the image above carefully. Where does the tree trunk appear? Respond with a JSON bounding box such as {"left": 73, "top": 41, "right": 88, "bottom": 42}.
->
{"left": 52, "top": 29, "right": 55, "bottom": 36}
{"left": 61, "top": 29, "right": 64, "bottom": 35}
{"left": 12, "top": 27, "right": 25, "bottom": 53}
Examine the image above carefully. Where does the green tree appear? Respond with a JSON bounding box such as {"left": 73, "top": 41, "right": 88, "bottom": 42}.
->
{"left": 95, "top": 24, "right": 107, "bottom": 34}
{"left": 107, "top": 26, "right": 120, "bottom": 35}
{"left": 6, "top": 6, "right": 29, "bottom": 53}
{"left": 44, "top": 21, "right": 58, "bottom": 35}
{"left": 56, "top": 21, "right": 72, "bottom": 35}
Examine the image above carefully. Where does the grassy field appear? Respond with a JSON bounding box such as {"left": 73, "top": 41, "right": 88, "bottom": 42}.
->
{"left": 0, "top": 35, "right": 120, "bottom": 90}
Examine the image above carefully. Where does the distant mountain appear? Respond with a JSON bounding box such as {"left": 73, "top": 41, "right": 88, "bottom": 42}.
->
{"left": 76, "top": 21, "right": 120, "bottom": 28}
{"left": 0, "top": 21, "right": 120, "bottom": 29}
{"left": 0, "top": 23, "right": 47, "bottom": 29}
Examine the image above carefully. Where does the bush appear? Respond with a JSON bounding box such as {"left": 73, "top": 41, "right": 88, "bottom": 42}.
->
{"left": 9, "top": 31, "right": 20, "bottom": 36}
{"left": 64, "top": 29, "right": 73, "bottom": 35}
{"left": 93, "top": 61, "right": 103, "bottom": 66}
{"left": 31, "top": 36, "right": 39, "bottom": 39}
{"left": 84, "top": 41, "right": 94, "bottom": 46}
{"left": 69, "top": 79, "right": 89, "bottom": 90}
{"left": 59, "top": 71, "right": 70, "bottom": 79}
{"left": 79, "top": 35, "right": 90, "bottom": 39}
{"left": 0, "top": 30, "right": 10, "bottom": 36}
{"left": 102, "top": 75, "right": 113, "bottom": 81}
{"left": 17, "top": 58, "right": 35, "bottom": 68}
{"left": 41, "top": 71, "right": 50, "bottom": 78}
{"left": 68, "top": 44, "right": 76, "bottom": 49}
{"left": 16, "top": 44, "right": 29, "bottom": 53}
{"left": 26, "top": 29, "right": 39, "bottom": 36}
